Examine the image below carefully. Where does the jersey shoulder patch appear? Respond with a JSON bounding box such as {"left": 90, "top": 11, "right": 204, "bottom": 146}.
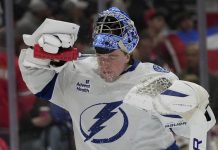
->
{"left": 153, "top": 64, "right": 170, "bottom": 73}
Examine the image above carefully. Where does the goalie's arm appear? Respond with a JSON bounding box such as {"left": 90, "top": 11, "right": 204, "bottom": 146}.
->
{"left": 18, "top": 19, "right": 80, "bottom": 108}
{"left": 19, "top": 48, "right": 71, "bottom": 108}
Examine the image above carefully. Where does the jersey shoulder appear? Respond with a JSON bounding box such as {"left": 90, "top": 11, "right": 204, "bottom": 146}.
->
{"left": 134, "top": 62, "right": 177, "bottom": 80}
{"left": 133, "top": 62, "right": 179, "bottom": 96}
{"left": 138, "top": 62, "right": 170, "bottom": 74}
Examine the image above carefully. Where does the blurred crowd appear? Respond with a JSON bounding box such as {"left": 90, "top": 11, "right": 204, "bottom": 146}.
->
{"left": 1, "top": 0, "right": 218, "bottom": 150}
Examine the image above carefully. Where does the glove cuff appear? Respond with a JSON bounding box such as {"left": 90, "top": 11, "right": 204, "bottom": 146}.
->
{"left": 23, "top": 48, "right": 51, "bottom": 67}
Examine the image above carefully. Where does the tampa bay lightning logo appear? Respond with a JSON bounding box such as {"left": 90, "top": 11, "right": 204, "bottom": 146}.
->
{"left": 80, "top": 101, "right": 128, "bottom": 144}
{"left": 153, "top": 64, "right": 170, "bottom": 73}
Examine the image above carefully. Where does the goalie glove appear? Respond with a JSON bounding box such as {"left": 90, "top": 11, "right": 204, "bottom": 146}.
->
{"left": 124, "top": 80, "right": 216, "bottom": 150}
{"left": 153, "top": 80, "right": 216, "bottom": 150}
{"left": 23, "top": 18, "right": 80, "bottom": 61}
{"left": 151, "top": 80, "right": 215, "bottom": 127}
{"left": 38, "top": 33, "right": 74, "bottom": 54}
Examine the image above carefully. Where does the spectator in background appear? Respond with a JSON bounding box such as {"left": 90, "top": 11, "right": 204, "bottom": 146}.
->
{"left": 175, "top": 11, "right": 218, "bottom": 46}
{"left": 132, "top": 30, "right": 167, "bottom": 67}
{"left": 175, "top": 12, "right": 198, "bottom": 45}
{"left": 144, "top": 8, "right": 170, "bottom": 59}
{"left": 16, "top": 0, "right": 52, "bottom": 36}
{"left": 143, "top": 9, "right": 179, "bottom": 71}
{"left": 144, "top": 8, "right": 168, "bottom": 47}
{"left": 74, "top": 35, "right": 92, "bottom": 54}
{"left": 128, "top": 0, "right": 149, "bottom": 33}
{"left": 61, "top": 0, "right": 88, "bottom": 24}
{"left": 19, "top": 100, "right": 52, "bottom": 150}
{"left": 19, "top": 99, "right": 74, "bottom": 150}
{"left": 50, "top": 104, "right": 76, "bottom": 150}
{"left": 73, "top": 25, "right": 93, "bottom": 54}
{"left": 0, "top": 1, "right": 27, "bottom": 27}
{"left": 144, "top": 9, "right": 188, "bottom": 74}
{"left": 0, "top": 2, "right": 27, "bottom": 55}
{"left": 61, "top": 0, "right": 92, "bottom": 50}
{"left": 19, "top": 100, "right": 76, "bottom": 150}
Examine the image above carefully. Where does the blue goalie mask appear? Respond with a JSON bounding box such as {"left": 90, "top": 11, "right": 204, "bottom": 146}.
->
{"left": 93, "top": 7, "right": 139, "bottom": 54}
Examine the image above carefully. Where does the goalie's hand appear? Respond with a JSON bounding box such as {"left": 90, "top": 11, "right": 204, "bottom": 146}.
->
{"left": 38, "top": 33, "right": 75, "bottom": 54}
{"left": 21, "top": 19, "right": 80, "bottom": 72}
{"left": 22, "top": 19, "right": 80, "bottom": 61}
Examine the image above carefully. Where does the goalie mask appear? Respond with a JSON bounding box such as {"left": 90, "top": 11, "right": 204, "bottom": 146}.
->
{"left": 93, "top": 7, "right": 139, "bottom": 54}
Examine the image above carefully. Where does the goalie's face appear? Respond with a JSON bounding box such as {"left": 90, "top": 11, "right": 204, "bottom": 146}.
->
{"left": 96, "top": 49, "right": 130, "bottom": 82}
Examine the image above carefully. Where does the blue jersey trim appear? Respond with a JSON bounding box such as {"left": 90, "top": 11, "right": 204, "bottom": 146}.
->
{"left": 161, "top": 114, "right": 182, "bottom": 119}
{"left": 161, "top": 89, "right": 188, "bottom": 97}
{"left": 121, "top": 59, "right": 140, "bottom": 75}
{"left": 35, "top": 73, "right": 58, "bottom": 100}
{"left": 166, "top": 141, "right": 179, "bottom": 150}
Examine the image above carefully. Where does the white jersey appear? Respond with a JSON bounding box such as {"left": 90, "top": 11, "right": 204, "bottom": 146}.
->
{"left": 19, "top": 49, "right": 180, "bottom": 150}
